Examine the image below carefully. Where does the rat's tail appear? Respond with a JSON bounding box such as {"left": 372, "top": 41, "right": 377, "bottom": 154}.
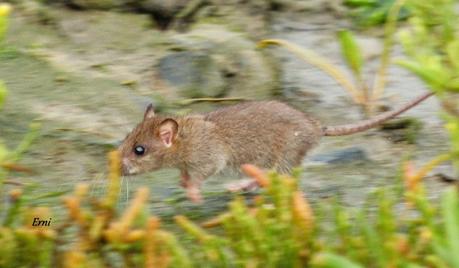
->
{"left": 322, "top": 92, "right": 434, "bottom": 136}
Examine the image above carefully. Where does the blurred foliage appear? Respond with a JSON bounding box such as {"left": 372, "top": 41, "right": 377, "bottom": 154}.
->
{"left": 0, "top": 2, "right": 10, "bottom": 108}
{"left": 0, "top": 3, "right": 11, "bottom": 43}
{"left": 344, "top": 0, "right": 410, "bottom": 27}
{"left": 1, "top": 153, "right": 459, "bottom": 267}
{"left": 338, "top": 30, "right": 364, "bottom": 79}
{"left": 0, "top": 80, "right": 6, "bottom": 109}
{"left": 398, "top": 0, "right": 459, "bottom": 174}
{"left": 0, "top": 3, "right": 40, "bottom": 188}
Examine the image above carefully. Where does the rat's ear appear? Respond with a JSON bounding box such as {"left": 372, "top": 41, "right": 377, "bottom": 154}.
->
{"left": 144, "top": 104, "right": 155, "bottom": 120}
{"left": 158, "top": 119, "right": 178, "bottom": 148}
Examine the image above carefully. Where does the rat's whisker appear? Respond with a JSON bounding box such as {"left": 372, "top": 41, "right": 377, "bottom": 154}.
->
{"left": 100, "top": 172, "right": 109, "bottom": 197}
{"left": 120, "top": 175, "right": 125, "bottom": 198}
{"left": 126, "top": 176, "right": 130, "bottom": 201}
{"left": 90, "top": 172, "right": 105, "bottom": 197}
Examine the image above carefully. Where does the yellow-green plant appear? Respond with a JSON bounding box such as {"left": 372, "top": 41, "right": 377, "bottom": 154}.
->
{"left": 182, "top": 164, "right": 459, "bottom": 268}
{"left": 0, "top": 3, "right": 11, "bottom": 108}
{"left": 0, "top": 80, "right": 5, "bottom": 109}
{"left": 0, "top": 6, "right": 42, "bottom": 252}
{"left": 0, "top": 3, "right": 40, "bottom": 188}
{"left": 0, "top": 3, "right": 11, "bottom": 43}
{"left": 258, "top": 0, "right": 406, "bottom": 116}
{"left": 397, "top": 0, "right": 459, "bottom": 174}
{"left": 1, "top": 151, "right": 459, "bottom": 267}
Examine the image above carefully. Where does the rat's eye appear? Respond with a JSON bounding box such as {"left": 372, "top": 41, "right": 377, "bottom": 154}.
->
{"left": 134, "top": 145, "right": 145, "bottom": 156}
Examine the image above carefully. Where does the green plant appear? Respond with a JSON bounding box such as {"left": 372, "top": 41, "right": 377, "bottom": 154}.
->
{"left": 397, "top": 0, "right": 459, "bottom": 174}
{"left": 0, "top": 3, "right": 11, "bottom": 108}
{"left": 258, "top": 0, "right": 406, "bottom": 116}
{"left": 0, "top": 3, "right": 11, "bottom": 43}
{"left": 0, "top": 3, "right": 39, "bottom": 185}
{"left": 0, "top": 80, "right": 6, "bottom": 110}
{"left": 344, "top": 0, "right": 410, "bottom": 27}
{"left": 0, "top": 151, "right": 459, "bottom": 267}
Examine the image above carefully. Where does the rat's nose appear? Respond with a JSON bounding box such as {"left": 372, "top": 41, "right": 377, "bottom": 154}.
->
{"left": 121, "top": 159, "right": 139, "bottom": 175}
{"left": 121, "top": 165, "right": 130, "bottom": 176}
{"left": 121, "top": 159, "right": 131, "bottom": 176}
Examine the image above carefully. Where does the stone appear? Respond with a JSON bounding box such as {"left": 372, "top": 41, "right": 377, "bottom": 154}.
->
{"left": 137, "top": 0, "right": 191, "bottom": 28}
{"left": 138, "top": 0, "right": 190, "bottom": 16}
{"left": 380, "top": 117, "right": 423, "bottom": 144}
{"left": 65, "top": 0, "right": 121, "bottom": 10}
{"left": 309, "top": 147, "right": 368, "bottom": 165}
{"left": 154, "top": 24, "right": 279, "bottom": 100}
{"left": 157, "top": 51, "right": 226, "bottom": 98}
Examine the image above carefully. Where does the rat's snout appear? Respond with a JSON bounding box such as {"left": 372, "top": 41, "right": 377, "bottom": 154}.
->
{"left": 121, "top": 158, "right": 139, "bottom": 176}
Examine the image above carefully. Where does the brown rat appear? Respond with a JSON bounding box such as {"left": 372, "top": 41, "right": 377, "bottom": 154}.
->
{"left": 118, "top": 91, "right": 433, "bottom": 202}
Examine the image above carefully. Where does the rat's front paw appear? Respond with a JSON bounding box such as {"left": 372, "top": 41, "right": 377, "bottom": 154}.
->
{"left": 186, "top": 186, "right": 203, "bottom": 204}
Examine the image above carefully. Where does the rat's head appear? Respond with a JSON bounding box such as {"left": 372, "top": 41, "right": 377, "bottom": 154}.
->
{"left": 118, "top": 104, "right": 178, "bottom": 176}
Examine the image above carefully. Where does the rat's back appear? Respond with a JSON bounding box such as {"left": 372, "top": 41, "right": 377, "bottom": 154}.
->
{"left": 204, "top": 101, "right": 322, "bottom": 172}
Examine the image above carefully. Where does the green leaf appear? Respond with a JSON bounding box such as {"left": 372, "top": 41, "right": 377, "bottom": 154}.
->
{"left": 10, "top": 122, "right": 41, "bottom": 162}
{"left": 0, "top": 80, "right": 6, "bottom": 109}
{"left": 25, "top": 190, "right": 71, "bottom": 201}
{"left": 0, "top": 16, "right": 7, "bottom": 43}
{"left": 404, "top": 263, "right": 426, "bottom": 268}
{"left": 447, "top": 40, "right": 459, "bottom": 71}
{"left": 338, "top": 30, "right": 364, "bottom": 77}
{"left": 311, "top": 253, "right": 364, "bottom": 268}
{"left": 442, "top": 187, "right": 459, "bottom": 268}
{"left": 358, "top": 208, "right": 386, "bottom": 267}
{"left": 396, "top": 59, "right": 448, "bottom": 91}
{"left": 399, "top": 29, "right": 415, "bottom": 57}
{"left": 432, "top": 241, "right": 455, "bottom": 268}
{"left": 343, "top": 0, "right": 376, "bottom": 7}
{"left": 445, "top": 77, "right": 459, "bottom": 92}
{"left": 0, "top": 143, "right": 8, "bottom": 163}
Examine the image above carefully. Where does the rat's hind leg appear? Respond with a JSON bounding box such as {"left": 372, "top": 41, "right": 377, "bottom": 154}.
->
{"left": 275, "top": 137, "right": 311, "bottom": 173}
{"left": 225, "top": 156, "right": 303, "bottom": 193}
{"left": 225, "top": 178, "right": 259, "bottom": 192}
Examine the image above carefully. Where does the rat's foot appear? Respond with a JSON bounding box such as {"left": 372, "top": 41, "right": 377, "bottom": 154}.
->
{"left": 225, "top": 179, "right": 259, "bottom": 192}
{"left": 181, "top": 169, "right": 206, "bottom": 203}
{"left": 186, "top": 185, "right": 203, "bottom": 204}
{"left": 180, "top": 170, "right": 190, "bottom": 188}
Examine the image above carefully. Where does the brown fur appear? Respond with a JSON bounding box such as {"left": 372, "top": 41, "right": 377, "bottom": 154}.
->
{"left": 118, "top": 101, "right": 322, "bottom": 181}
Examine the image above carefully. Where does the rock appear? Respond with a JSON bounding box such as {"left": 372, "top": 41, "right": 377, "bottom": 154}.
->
{"left": 138, "top": 0, "right": 190, "bottom": 15}
{"left": 64, "top": 0, "right": 121, "bottom": 10}
{"left": 137, "top": 0, "right": 192, "bottom": 29}
{"left": 434, "top": 164, "right": 458, "bottom": 183}
{"left": 157, "top": 51, "right": 226, "bottom": 98}
{"left": 309, "top": 147, "right": 368, "bottom": 165}
{"left": 380, "top": 117, "right": 423, "bottom": 144}
{"left": 153, "top": 24, "right": 279, "bottom": 100}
